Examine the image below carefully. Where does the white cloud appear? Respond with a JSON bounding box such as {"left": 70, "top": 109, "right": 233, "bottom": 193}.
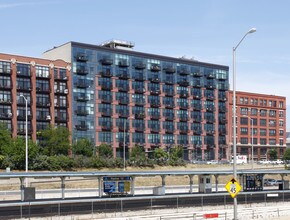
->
{"left": 0, "top": 1, "right": 57, "bottom": 9}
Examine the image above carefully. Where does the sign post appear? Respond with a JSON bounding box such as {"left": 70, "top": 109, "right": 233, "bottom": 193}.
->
{"left": 225, "top": 178, "right": 241, "bottom": 198}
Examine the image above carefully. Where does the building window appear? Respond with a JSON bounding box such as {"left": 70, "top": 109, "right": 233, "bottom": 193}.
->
{"left": 260, "top": 119, "right": 266, "bottom": 126}
{"left": 269, "top": 129, "right": 276, "bottom": 136}
{"left": 244, "top": 98, "right": 248, "bottom": 104}
{"left": 240, "top": 117, "right": 248, "bottom": 125}
{"left": 260, "top": 109, "right": 267, "bottom": 117}
{"left": 279, "top": 139, "right": 284, "bottom": 146}
{"left": 240, "top": 108, "right": 248, "bottom": 115}
{"left": 251, "top": 108, "right": 257, "bottom": 116}
{"left": 269, "top": 110, "right": 276, "bottom": 117}
{"left": 240, "top": 127, "right": 248, "bottom": 135}
{"left": 240, "top": 97, "right": 244, "bottom": 104}
{"left": 269, "top": 119, "right": 276, "bottom": 127}
{"left": 36, "top": 66, "right": 49, "bottom": 78}
{"left": 0, "top": 61, "right": 11, "bottom": 74}
{"left": 279, "top": 111, "right": 284, "bottom": 118}
{"left": 279, "top": 120, "right": 284, "bottom": 127}
{"left": 279, "top": 130, "right": 284, "bottom": 136}
{"left": 260, "top": 129, "right": 266, "bottom": 136}
{"left": 260, "top": 138, "right": 266, "bottom": 145}
{"left": 279, "top": 101, "right": 284, "bottom": 108}
{"left": 241, "top": 138, "right": 248, "bottom": 144}
{"left": 269, "top": 139, "right": 276, "bottom": 145}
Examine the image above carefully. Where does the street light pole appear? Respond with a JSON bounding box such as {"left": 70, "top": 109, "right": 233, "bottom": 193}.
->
{"left": 232, "top": 28, "right": 256, "bottom": 220}
{"left": 123, "top": 119, "right": 126, "bottom": 171}
{"left": 20, "top": 95, "right": 28, "bottom": 187}
{"left": 250, "top": 118, "right": 254, "bottom": 170}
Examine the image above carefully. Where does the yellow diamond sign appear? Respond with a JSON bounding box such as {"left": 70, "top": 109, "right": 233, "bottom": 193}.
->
{"left": 225, "top": 178, "right": 241, "bottom": 198}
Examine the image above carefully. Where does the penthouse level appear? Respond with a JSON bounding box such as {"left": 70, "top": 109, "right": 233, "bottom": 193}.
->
{"left": 43, "top": 40, "right": 230, "bottom": 161}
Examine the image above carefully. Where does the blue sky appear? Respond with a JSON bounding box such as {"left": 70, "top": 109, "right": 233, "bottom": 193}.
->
{"left": 1, "top": 0, "right": 290, "bottom": 129}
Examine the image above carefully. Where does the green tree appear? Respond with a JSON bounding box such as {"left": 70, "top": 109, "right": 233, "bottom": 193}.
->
{"left": 170, "top": 145, "right": 184, "bottom": 161}
{"left": 72, "top": 138, "right": 94, "bottom": 157}
{"left": 268, "top": 148, "right": 278, "bottom": 160}
{"left": 0, "top": 122, "right": 12, "bottom": 155}
{"left": 97, "top": 143, "right": 113, "bottom": 158}
{"left": 130, "top": 145, "right": 146, "bottom": 161}
{"left": 283, "top": 148, "right": 290, "bottom": 161}
{"left": 40, "top": 125, "right": 70, "bottom": 156}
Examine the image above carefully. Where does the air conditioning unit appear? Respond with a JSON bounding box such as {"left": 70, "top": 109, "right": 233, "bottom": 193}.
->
{"left": 56, "top": 90, "right": 60, "bottom": 93}
{"left": 7, "top": 112, "right": 12, "bottom": 117}
{"left": 46, "top": 115, "right": 51, "bottom": 120}
{"left": 17, "top": 71, "right": 21, "bottom": 74}
{"left": 64, "top": 89, "right": 68, "bottom": 94}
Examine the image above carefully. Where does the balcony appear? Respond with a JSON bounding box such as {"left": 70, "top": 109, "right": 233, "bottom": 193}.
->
{"left": 101, "top": 111, "right": 112, "bottom": 117}
{"left": 179, "top": 92, "right": 189, "bottom": 98}
{"left": 36, "top": 102, "right": 50, "bottom": 107}
{"left": 0, "top": 112, "right": 12, "bottom": 119}
{"left": 75, "top": 125, "right": 88, "bottom": 131}
{"left": 135, "top": 101, "right": 145, "bottom": 106}
{"left": 206, "top": 73, "right": 215, "bottom": 79}
{"left": 150, "top": 78, "right": 160, "bottom": 83}
{"left": 0, "top": 84, "right": 12, "bottom": 90}
{"left": 205, "top": 84, "right": 216, "bottom": 89}
{"left": 150, "top": 128, "right": 160, "bottom": 133}
{"left": 150, "top": 115, "right": 160, "bottom": 120}
{"left": 179, "top": 117, "right": 188, "bottom": 122}
{"left": 76, "top": 96, "right": 89, "bottom": 102}
{"left": 165, "top": 80, "right": 174, "bottom": 85}
{"left": 100, "top": 58, "right": 113, "bottom": 65}
{"left": 206, "top": 106, "right": 215, "bottom": 112}
{"left": 206, "top": 130, "right": 215, "bottom": 135}
{"left": 179, "top": 104, "right": 189, "bottom": 110}
{"left": 76, "top": 81, "right": 90, "bottom": 88}
{"left": 17, "top": 70, "right": 31, "bottom": 77}
{"left": 76, "top": 54, "right": 88, "bottom": 62}
{"left": 179, "top": 69, "right": 189, "bottom": 75}
{"left": 100, "top": 71, "right": 112, "bottom": 78}
{"left": 193, "top": 129, "right": 202, "bottom": 135}
{"left": 192, "top": 93, "right": 201, "bottom": 99}
{"left": 192, "top": 82, "right": 202, "bottom": 88}
{"left": 100, "top": 84, "right": 113, "bottom": 91}
{"left": 150, "top": 65, "right": 161, "bottom": 72}
{"left": 135, "top": 113, "right": 145, "bottom": 119}
{"left": 179, "top": 129, "right": 189, "bottom": 134}
{"left": 165, "top": 104, "right": 175, "bottom": 109}
{"left": 150, "top": 103, "right": 161, "bottom": 108}
{"left": 150, "top": 90, "right": 161, "bottom": 95}
{"left": 134, "top": 75, "right": 145, "bottom": 81}
{"left": 0, "top": 99, "right": 12, "bottom": 105}
{"left": 118, "top": 60, "right": 130, "bottom": 67}
{"left": 218, "top": 96, "right": 227, "bottom": 101}
{"left": 118, "top": 112, "right": 129, "bottom": 118}
{"left": 165, "top": 128, "right": 174, "bottom": 134}
{"left": 101, "top": 125, "right": 112, "bottom": 131}
{"left": 118, "top": 99, "right": 129, "bottom": 105}
{"left": 76, "top": 68, "right": 89, "bottom": 75}
{"left": 134, "top": 63, "right": 146, "bottom": 70}
{"left": 178, "top": 80, "right": 189, "bottom": 87}
{"left": 219, "top": 84, "right": 229, "bottom": 91}
{"left": 219, "top": 129, "right": 226, "bottom": 135}
{"left": 135, "top": 127, "right": 145, "bottom": 132}
{"left": 1, "top": 69, "right": 11, "bottom": 75}
{"left": 205, "top": 95, "right": 215, "bottom": 100}
{"left": 75, "top": 110, "right": 89, "bottom": 116}
{"left": 193, "top": 72, "right": 203, "bottom": 77}
{"left": 100, "top": 97, "right": 112, "bottom": 103}
{"left": 163, "top": 67, "right": 176, "bottom": 74}
{"left": 164, "top": 115, "right": 175, "bottom": 121}
{"left": 118, "top": 73, "right": 129, "bottom": 80}
{"left": 134, "top": 88, "right": 146, "bottom": 94}
{"left": 118, "top": 86, "right": 129, "bottom": 92}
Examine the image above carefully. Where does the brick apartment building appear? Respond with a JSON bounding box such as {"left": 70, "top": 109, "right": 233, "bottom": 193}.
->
{"left": 228, "top": 91, "right": 286, "bottom": 160}
{"left": 0, "top": 53, "right": 71, "bottom": 142}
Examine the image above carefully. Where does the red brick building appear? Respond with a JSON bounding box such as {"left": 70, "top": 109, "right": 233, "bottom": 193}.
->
{"left": 228, "top": 91, "right": 286, "bottom": 160}
{"left": 0, "top": 53, "right": 71, "bottom": 142}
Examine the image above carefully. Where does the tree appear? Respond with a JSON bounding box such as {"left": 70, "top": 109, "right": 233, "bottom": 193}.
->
{"left": 170, "top": 145, "right": 184, "bottom": 161}
{"left": 40, "top": 125, "right": 70, "bottom": 156}
{"left": 72, "top": 138, "right": 94, "bottom": 157}
{"left": 0, "top": 122, "right": 12, "bottom": 155}
{"left": 153, "top": 148, "right": 168, "bottom": 165}
{"left": 283, "top": 148, "right": 290, "bottom": 161}
{"left": 268, "top": 148, "right": 278, "bottom": 160}
{"left": 97, "top": 143, "right": 113, "bottom": 158}
{"left": 130, "top": 145, "right": 146, "bottom": 161}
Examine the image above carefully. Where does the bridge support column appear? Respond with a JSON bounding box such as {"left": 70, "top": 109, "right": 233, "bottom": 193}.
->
{"left": 98, "top": 177, "right": 102, "bottom": 197}
{"left": 131, "top": 176, "right": 135, "bottom": 196}
{"left": 61, "top": 177, "right": 65, "bottom": 199}
{"left": 20, "top": 177, "right": 25, "bottom": 201}
{"left": 189, "top": 175, "right": 194, "bottom": 193}
{"left": 214, "top": 175, "right": 219, "bottom": 192}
